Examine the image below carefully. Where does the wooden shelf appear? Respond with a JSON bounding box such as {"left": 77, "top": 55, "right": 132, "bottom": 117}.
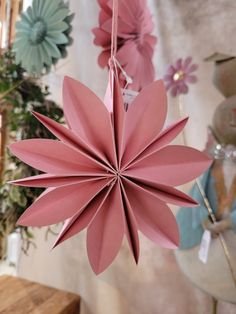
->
{"left": 0, "top": 275, "right": 81, "bottom": 313}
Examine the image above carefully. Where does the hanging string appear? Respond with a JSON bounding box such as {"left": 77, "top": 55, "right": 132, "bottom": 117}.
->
{"left": 109, "top": 0, "right": 132, "bottom": 88}
{"left": 111, "top": 0, "right": 118, "bottom": 61}
{"left": 114, "top": 58, "right": 133, "bottom": 88}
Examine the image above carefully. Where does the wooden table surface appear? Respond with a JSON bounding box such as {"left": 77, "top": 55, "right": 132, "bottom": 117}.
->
{"left": 0, "top": 275, "right": 80, "bottom": 313}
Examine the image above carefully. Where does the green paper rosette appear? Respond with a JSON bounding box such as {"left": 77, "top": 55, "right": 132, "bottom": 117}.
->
{"left": 13, "top": 0, "right": 74, "bottom": 76}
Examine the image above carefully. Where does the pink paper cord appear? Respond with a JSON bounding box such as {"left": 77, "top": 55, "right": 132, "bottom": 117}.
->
{"left": 109, "top": 0, "right": 133, "bottom": 90}
{"left": 111, "top": 0, "right": 118, "bottom": 59}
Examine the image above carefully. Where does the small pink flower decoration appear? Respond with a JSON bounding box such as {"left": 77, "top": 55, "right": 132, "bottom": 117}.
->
{"left": 164, "top": 57, "right": 198, "bottom": 97}
{"left": 92, "top": 0, "right": 157, "bottom": 91}
{"left": 9, "top": 74, "right": 211, "bottom": 274}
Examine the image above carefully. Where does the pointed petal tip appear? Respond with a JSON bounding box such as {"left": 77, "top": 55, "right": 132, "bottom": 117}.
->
{"left": 182, "top": 116, "right": 189, "bottom": 123}
{"left": 173, "top": 237, "right": 180, "bottom": 249}
{"left": 91, "top": 269, "right": 101, "bottom": 275}
{"left": 168, "top": 232, "right": 180, "bottom": 249}
{"left": 8, "top": 141, "right": 26, "bottom": 153}
{"left": 7, "top": 176, "right": 33, "bottom": 186}
{"left": 16, "top": 216, "right": 27, "bottom": 227}
{"left": 8, "top": 142, "right": 20, "bottom": 156}
{"left": 134, "top": 255, "right": 139, "bottom": 265}
{"left": 92, "top": 268, "right": 102, "bottom": 276}
{"left": 50, "top": 233, "right": 66, "bottom": 250}
{"left": 17, "top": 212, "right": 36, "bottom": 226}
{"left": 51, "top": 240, "right": 59, "bottom": 250}
{"left": 90, "top": 261, "right": 108, "bottom": 275}
{"left": 63, "top": 76, "right": 73, "bottom": 90}
{"left": 190, "top": 198, "right": 199, "bottom": 207}
{"left": 175, "top": 116, "right": 189, "bottom": 131}
{"left": 31, "top": 110, "right": 40, "bottom": 117}
{"left": 166, "top": 115, "right": 189, "bottom": 134}
{"left": 51, "top": 232, "right": 66, "bottom": 250}
{"left": 180, "top": 191, "right": 199, "bottom": 207}
{"left": 31, "top": 111, "right": 54, "bottom": 126}
{"left": 167, "top": 242, "right": 179, "bottom": 250}
{"left": 156, "top": 230, "right": 180, "bottom": 250}
{"left": 200, "top": 153, "right": 213, "bottom": 170}
{"left": 63, "top": 75, "right": 74, "bottom": 84}
{"left": 7, "top": 180, "right": 16, "bottom": 185}
{"left": 16, "top": 212, "right": 47, "bottom": 228}
{"left": 157, "top": 238, "right": 179, "bottom": 250}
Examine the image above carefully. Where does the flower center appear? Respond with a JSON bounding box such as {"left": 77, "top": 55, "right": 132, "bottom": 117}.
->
{"left": 30, "top": 20, "right": 47, "bottom": 44}
{"left": 115, "top": 169, "right": 122, "bottom": 178}
{"left": 173, "top": 70, "right": 185, "bottom": 82}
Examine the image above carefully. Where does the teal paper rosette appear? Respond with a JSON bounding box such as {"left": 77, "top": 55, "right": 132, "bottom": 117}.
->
{"left": 13, "top": 0, "right": 74, "bottom": 75}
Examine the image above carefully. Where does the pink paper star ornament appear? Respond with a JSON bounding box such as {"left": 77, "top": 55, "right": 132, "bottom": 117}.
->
{"left": 9, "top": 74, "right": 211, "bottom": 274}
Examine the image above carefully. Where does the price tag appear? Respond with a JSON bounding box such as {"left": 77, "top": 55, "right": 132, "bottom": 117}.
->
{"left": 122, "top": 89, "right": 138, "bottom": 106}
{"left": 198, "top": 230, "right": 211, "bottom": 264}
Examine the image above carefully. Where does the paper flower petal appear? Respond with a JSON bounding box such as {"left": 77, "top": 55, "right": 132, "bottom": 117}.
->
{"left": 123, "top": 177, "right": 198, "bottom": 207}
{"left": 9, "top": 139, "right": 102, "bottom": 174}
{"left": 129, "top": 117, "right": 189, "bottom": 167}
{"left": 124, "top": 179, "right": 179, "bottom": 248}
{"left": 98, "top": 50, "right": 110, "bottom": 68}
{"left": 120, "top": 181, "right": 140, "bottom": 263}
{"left": 18, "top": 178, "right": 110, "bottom": 227}
{"left": 122, "top": 80, "right": 167, "bottom": 166}
{"left": 186, "top": 75, "right": 197, "bottom": 83}
{"left": 52, "top": 184, "right": 113, "bottom": 248}
{"left": 10, "top": 174, "right": 100, "bottom": 187}
{"left": 92, "top": 28, "right": 110, "bottom": 47}
{"left": 87, "top": 182, "right": 125, "bottom": 274}
{"left": 125, "top": 146, "right": 211, "bottom": 186}
{"left": 179, "top": 83, "right": 188, "bottom": 94}
{"left": 183, "top": 56, "right": 192, "bottom": 70}
{"left": 116, "top": 40, "right": 155, "bottom": 91}
{"left": 63, "top": 76, "right": 117, "bottom": 167}
{"left": 32, "top": 111, "right": 111, "bottom": 169}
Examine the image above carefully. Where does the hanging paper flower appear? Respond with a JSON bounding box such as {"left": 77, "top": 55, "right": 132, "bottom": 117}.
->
{"left": 13, "top": 0, "right": 74, "bottom": 75}
{"left": 92, "top": 0, "right": 157, "bottom": 91}
{"left": 164, "top": 57, "right": 198, "bottom": 97}
{"left": 9, "top": 75, "right": 211, "bottom": 274}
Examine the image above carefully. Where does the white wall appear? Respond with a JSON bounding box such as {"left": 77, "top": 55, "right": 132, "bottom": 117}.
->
{"left": 23, "top": 0, "right": 32, "bottom": 11}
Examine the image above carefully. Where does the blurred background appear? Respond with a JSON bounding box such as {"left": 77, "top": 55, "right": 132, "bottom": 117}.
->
{"left": 0, "top": 1, "right": 236, "bottom": 313}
